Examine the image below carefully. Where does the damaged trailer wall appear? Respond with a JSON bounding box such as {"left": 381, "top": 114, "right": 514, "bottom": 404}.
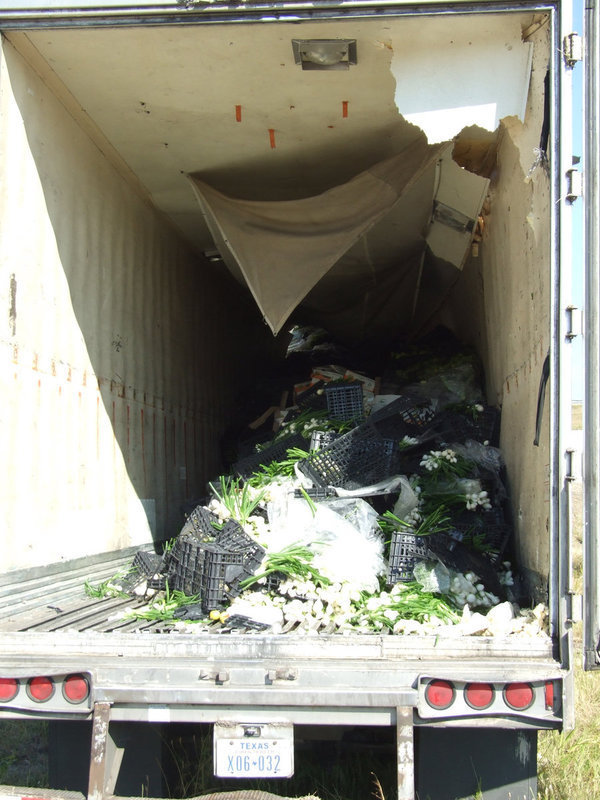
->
{"left": 0, "top": 38, "right": 278, "bottom": 573}
{"left": 435, "top": 22, "right": 552, "bottom": 598}
{"left": 0, "top": 14, "right": 553, "bottom": 598}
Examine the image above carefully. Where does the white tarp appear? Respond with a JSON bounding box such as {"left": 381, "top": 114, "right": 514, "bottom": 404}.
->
{"left": 188, "top": 139, "right": 445, "bottom": 335}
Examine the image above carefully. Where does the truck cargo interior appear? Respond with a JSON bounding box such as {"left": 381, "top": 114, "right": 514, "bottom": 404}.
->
{"left": 1, "top": 3, "right": 582, "bottom": 797}
{"left": 1, "top": 11, "right": 554, "bottom": 606}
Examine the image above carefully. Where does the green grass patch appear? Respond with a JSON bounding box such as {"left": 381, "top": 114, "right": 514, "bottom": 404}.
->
{"left": 0, "top": 720, "right": 48, "bottom": 788}
{"left": 538, "top": 654, "right": 600, "bottom": 799}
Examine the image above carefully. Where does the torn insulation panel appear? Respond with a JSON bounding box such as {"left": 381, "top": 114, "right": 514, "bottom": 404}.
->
{"left": 391, "top": 15, "right": 533, "bottom": 144}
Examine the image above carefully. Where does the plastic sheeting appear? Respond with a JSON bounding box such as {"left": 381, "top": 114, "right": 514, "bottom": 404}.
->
{"left": 189, "top": 139, "right": 446, "bottom": 336}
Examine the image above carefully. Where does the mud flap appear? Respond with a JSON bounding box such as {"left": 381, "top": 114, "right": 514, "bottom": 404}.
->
{"left": 416, "top": 728, "right": 537, "bottom": 800}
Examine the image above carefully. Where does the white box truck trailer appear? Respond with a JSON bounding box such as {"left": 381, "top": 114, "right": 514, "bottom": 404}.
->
{"left": 0, "top": 0, "right": 596, "bottom": 798}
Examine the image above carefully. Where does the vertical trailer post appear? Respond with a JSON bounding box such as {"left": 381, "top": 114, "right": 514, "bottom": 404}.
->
{"left": 88, "top": 703, "right": 123, "bottom": 800}
{"left": 396, "top": 707, "right": 414, "bottom": 800}
{"left": 583, "top": 0, "right": 600, "bottom": 671}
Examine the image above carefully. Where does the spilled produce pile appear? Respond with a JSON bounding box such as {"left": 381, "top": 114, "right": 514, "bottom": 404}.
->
{"left": 89, "top": 329, "right": 549, "bottom": 640}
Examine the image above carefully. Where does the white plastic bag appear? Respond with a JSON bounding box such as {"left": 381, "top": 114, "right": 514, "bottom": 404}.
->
{"left": 334, "top": 474, "right": 409, "bottom": 498}
{"left": 265, "top": 492, "right": 385, "bottom": 592}
{"left": 392, "top": 477, "right": 420, "bottom": 520}
{"left": 310, "top": 499, "right": 385, "bottom": 592}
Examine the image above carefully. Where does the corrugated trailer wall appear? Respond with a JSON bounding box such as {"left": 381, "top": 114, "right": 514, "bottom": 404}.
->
{"left": 439, "top": 21, "right": 552, "bottom": 597}
{"left": 0, "top": 36, "right": 277, "bottom": 572}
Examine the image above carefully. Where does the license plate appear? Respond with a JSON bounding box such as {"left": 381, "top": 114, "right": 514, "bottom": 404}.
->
{"left": 213, "top": 722, "right": 294, "bottom": 778}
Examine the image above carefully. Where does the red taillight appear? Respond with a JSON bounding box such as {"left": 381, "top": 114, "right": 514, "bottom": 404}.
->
{"left": 63, "top": 674, "right": 90, "bottom": 704}
{"left": 425, "top": 679, "right": 455, "bottom": 710}
{"left": 0, "top": 677, "right": 19, "bottom": 702}
{"left": 544, "top": 680, "right": 555, "bottom": 711}
{"left": 465, "top": 682, "right": 494, "bottom": 710}
{"left": 503, "top": 682, "right": 534, "bottom": 710}
{"left": 27, "top": 676, "right": 55, "bottom": 702}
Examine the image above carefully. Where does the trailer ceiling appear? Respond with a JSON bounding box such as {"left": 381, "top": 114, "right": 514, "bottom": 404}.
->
{"left": 10, "top": 14, "right": 534, "bottom": 247}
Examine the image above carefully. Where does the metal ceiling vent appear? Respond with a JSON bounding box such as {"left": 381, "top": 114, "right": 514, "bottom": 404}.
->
{"left": 292, "top": 39, "right": 357, "bottom": 70}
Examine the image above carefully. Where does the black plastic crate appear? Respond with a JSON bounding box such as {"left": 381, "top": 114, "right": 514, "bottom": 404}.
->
{"left": 181, "top": 504, "right": 218, "bottom": 540}
{"left": 146, "top": 574, "right": 167, "bottom": 591}
{"left": 162, "top": 532, "right": 207, "bottom": 597}
{"left": 118, "top": 550, "right": 165, "bottom": 594}
{"left": 300, "top": 423, "right": 397, "bottom": 490}
{"left": 215, "top": 519, "right": 265, "bottom": 595}
{"left": 200, "top": 543, "right": 248, "bottom": 612}
{"left": 216, "top": 519, "right": 263, "bottom": 559}
{"left": 386, "top": 531, "right": 429, "bottom": 584}
{"left": 264, "top": 571, "right": 285, "bottom": 592}
{"left": 296, "top": 380, "right": 328, "bottom": 411}
{"left": 232, "top": 433, "right": 307, "bottom": 479}
{"left": 369, "top": 396, "right": 436, "bottom": 439}
{"left": 325, "top": 381, "right": 364, "bottom": 422}
{"left": 161, "top": 525, "right": 265, "bottom": 608}
{"left": 431, "top": 406, "right": 501, "bottom": 446}
{"left": 309, "top": 429, "right": 341, "bottom": 451}
{"left": 448, "top": 509, "right": 512, "bottom": 562}
{"left": 132, "top": 550, "right": 164, "bottom": 576}
{"left": 293, "top": 486, "right": 337, "bottom": 500}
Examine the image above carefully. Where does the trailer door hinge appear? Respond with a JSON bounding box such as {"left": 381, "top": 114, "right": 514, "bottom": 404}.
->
{"left": 565, "top": 447, "right": 579, "bottom": 482}
{"left": 566, "top": 305, "right": 581, "bottom": 339}
{"left": 566, "top": 167, "right": 583, "bottom": 202}
{"left": 563, "top": 33, "right": 583, "bottom": 67}
{"left": 566, "top": 592, "right": 583, "bottom": 624}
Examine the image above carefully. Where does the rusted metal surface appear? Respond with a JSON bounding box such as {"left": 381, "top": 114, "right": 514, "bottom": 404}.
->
{"left": 396, "top": 707, "right": 414, "bottom": 800}
{"left": 88, "top": 702, "right": 123, "bottom": 800}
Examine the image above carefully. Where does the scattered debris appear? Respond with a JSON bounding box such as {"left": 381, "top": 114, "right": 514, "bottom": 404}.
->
{"left": 86, "top": 328, "right": 549, "bottom": 640}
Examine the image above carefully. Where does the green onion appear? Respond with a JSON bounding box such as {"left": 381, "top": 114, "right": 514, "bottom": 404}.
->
{"left": 352, "top": 582, "right": 459, "bottom": 630}
{"left": 298, "top": 486, "right": 318, "bottom": 517}
{"left": 379, "top": 505, "right": 451, "bottom": 538}
{"left": 247, "top": 447, "right": 312, "bottom": 488}
{"left": 84, "top": 570, "right": 130, "bottom": 599}
{"left": 209, "top": 476, "right": 265, "bottom": 525}
{"left": 124, "top": 584, "right": 200, "bottom": 621}
{"left": 240, "top": 543, "right": 331, "bottom": 590}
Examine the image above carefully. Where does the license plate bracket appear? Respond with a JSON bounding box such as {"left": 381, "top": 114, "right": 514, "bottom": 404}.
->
{"left": 213, "top": 721, "right": 294, "bottom": 779}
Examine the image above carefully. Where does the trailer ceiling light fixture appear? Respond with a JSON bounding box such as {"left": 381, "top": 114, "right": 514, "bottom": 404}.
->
{"left": 292, "top": 39, "right": 357, "bottom": 70}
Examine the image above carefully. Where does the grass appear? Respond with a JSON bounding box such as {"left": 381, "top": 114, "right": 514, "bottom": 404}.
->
{"left": 0, "top": 720, "right": 48, "bottom": 787}
{"left": 536, "top": 479, "right": 598, "bottom": 800}
{"left": 537, "top": 660, "right": 600, "bottom": 799}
